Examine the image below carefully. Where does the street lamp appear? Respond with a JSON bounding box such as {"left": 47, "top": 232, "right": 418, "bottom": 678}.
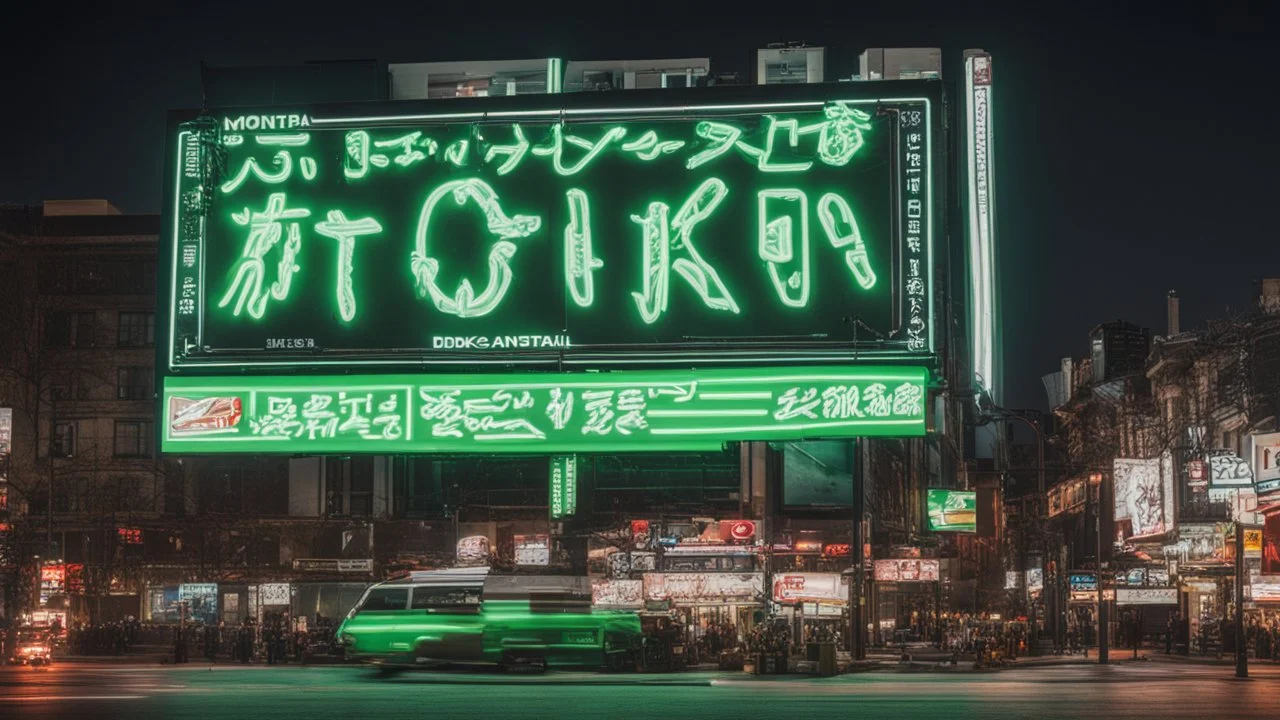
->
{"left": 1089, "top": 471, "right": 1108, "bottom": 665}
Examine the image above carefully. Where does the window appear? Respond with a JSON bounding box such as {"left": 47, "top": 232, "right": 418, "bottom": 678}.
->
{"left": 52, "top": 422, "right": 76, "bottom": 458}
{"left": 117, "top": 366, "right": 153, "bottom": 400}
{"left": 356, "top": 587, "right": 409, "bottom": 613}
{"left": 325, "top": 456, "right": 375, "bottom": 516}
{"left": 410, "top": 586, "right": 481, "bottom": 610}
{"left": 117, "top": 312, "right": 155, "bottom": 347}
{"left": 45, "top": 311, "right": 97, "bottom": 348}
{"left": 113, "top": 420, "right": 152, "bottom": 458}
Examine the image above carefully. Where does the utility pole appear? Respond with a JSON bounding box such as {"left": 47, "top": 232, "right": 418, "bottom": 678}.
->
{"left": 1235, "top": 522, "right": 1248, "bottom": 678}
{"left": 1092, "top": 471, "right": 1108, "bottom": 664}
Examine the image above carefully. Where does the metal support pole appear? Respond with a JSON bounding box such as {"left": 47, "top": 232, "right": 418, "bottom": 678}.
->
{"left": 1096, "top": 483, "right": 1108, "bottom": 665}
{"left": 1235, "top": 522, "right": 1248, "bottom": 679}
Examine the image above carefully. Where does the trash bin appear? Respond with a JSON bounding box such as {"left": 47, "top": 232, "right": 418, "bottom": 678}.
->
{"left": 817, "top": 642, "right": 837, "bottom": 677}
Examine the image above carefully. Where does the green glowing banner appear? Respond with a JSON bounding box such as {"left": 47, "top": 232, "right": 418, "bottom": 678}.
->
{"left": 926, "top": 489, "right": 976, "bottom": 533}
{"left": 164, "top": 86, "right": 938, "bottom": 371}
{"left": 160, "top": 366, "right": 927, "bottom": 454}
{"left": 549, "top": 455, "right": 577, "bottom": 519}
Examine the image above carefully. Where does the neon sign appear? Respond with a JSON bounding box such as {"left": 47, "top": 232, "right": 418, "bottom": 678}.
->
{"left": 165, "top": 88, "right": 938, "bottom": 370}
{"left": 160, "top": 365, "right": 927, "bottom": 454}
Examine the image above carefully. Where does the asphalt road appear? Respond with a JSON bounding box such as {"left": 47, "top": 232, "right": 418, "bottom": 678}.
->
{"left": 2, "top": 660, "right": 1278, "bottom": 719}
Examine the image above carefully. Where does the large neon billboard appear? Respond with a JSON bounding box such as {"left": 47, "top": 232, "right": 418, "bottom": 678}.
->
{"left": 163, "top": 85, "right": 939, "bottom": 371}
{"left": 159, "top": 365, "right": 927, "bottom": 454}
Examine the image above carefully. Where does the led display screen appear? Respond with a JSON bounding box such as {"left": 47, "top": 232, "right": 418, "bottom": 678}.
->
{"left": 163, "top": 85, "right": 938, "bottom": 371}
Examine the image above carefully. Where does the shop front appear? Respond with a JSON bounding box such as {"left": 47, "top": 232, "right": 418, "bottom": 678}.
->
{"left": 643, "top": 571, "right": 764, "bottom": 654}
{"left": 872, "top": 558, "right": 942, "bottom": 645}
{"left": 772, "top": 571, "right": 848, "bottom": 649}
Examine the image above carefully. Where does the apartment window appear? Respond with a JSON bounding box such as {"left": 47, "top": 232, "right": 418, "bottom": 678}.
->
{"left": 118, "top": 312, "right": 155, "bottom": 347}
{"left": 52, "top": 422, "right": 76, "bottom": 458}
{"left": 46, "top": 311, "right": 97, "bottom": 348}
{"left": 113, "top": 421, "right": 152, "bottom": 458}
{"left": 117, "top": 366, "right": 153, "bottom": 400}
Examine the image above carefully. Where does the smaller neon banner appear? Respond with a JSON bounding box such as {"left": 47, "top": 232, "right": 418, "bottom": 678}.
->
{"left": 160, "top": 366, "right": 927, "bottom": 454}
{"left": 550, "top": 456, "right": 577, "bottom": 520}
{"left": 927, "top": 489, "right": 976, "bottom": 533}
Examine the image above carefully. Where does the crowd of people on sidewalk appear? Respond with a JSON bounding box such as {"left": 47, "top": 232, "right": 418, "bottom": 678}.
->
{"left": 165, "top": 612, "right": 338, "bottom": 665}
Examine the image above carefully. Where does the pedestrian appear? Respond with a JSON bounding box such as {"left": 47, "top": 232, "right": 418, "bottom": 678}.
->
{"left": 1166, "top": 612, "right": 1176, "bottom": 654}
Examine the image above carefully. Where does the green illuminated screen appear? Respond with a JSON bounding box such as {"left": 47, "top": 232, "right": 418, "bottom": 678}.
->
{"left": 166, "top": 89, "right": 936, "bottom": 370}
{"left": 160, "top": 365, "right": 927, "bottom": 454}
{"left": 927, "top": 489, "right": 976, "bottom": 533}
{"left": 549, "top": 455, "right": 577, "bottom": 519}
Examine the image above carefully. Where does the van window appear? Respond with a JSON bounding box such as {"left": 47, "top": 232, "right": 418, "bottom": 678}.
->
{"left": 357, "top": 587, "right": 409, "bottom": 613}
{"left": 410, "top": 586, "right": 481, "bottom": 610}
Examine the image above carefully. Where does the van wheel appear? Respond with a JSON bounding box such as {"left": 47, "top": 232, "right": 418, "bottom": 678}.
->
{"left": 376, "top": 665, "right": 406, "bottom": 677}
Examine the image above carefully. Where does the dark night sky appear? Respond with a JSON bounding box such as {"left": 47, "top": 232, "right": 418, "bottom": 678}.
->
{"left": 4, "top": 2, "right": 1276, "bottom": 411}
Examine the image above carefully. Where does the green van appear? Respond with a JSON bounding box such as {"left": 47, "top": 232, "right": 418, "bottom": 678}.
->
{"left": 337, "top": 569, "right": 641, "bottom": 672}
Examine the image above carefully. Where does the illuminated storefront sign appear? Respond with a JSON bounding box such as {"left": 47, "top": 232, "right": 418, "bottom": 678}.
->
{"left": 117, "top": 527, "right": 143, "bottom": 545}
{"left": 1069, "top": 574, "right": 1098, "bottom": 592}
{"left": 514, "top": 535, "right": 551, "bottom": 566}
{"left": 163, "top": 88, "right": 939, "bottom": 371}
{"left": 549, "top": 455, "right": 577, "bottom": 519}
{"left": 772, "top": 572, "right": 847, "bottom": 604}
{"left": 1115, "top": 587, "right": 1178, "bottom": 605}
{"left": 927, "top": 489, "right": 976, "bottom": 533}
{"left": 643, "top": 572, "right": 764, "bottom": 604}
{"left": 873, "top": 559, "right": 940, "bottom": 582}
{"left": 592, "top": 579, "right": 643, "bottom": 609}
{"left": 159, "top": 366, "right": 927, "bottom": 454}
{"left": 1250, "top": 576, "right": 1280, "bottom": 602}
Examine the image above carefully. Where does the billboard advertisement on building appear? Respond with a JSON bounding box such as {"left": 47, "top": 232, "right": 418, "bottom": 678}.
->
{"left": 873, "top": 559, "right": 940, "bottom": 582}
{"left": 772, "top": 572, "right": 848, "bottom": 604}
{"left": 1114, "top": 457, "right": 1175, "bottom": 540}
{"left": 927, "top": 489, "right": 976, "bottom": 533}
{"left": 160, "top": 84, "right": 941, "bottom": 376}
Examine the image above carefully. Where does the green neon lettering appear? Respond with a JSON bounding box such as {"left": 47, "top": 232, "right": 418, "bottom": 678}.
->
{"left": 411, "top": 179, "right": 542, "bottom": 318}
{"left": 224, "top": 134, "right": 244, "bottom": 147}
{"left": 533, "top": 124, "right": 626, "bottom": 176}
{"left": 685, "top": 122, "right": 742, "bottom": 170}
{"left": 620, "top": 131, "right": 685, "bottom": 161}
{"left": 375, "top": 131, "right": 433, "bottom": 168}
{"left": 269, "top": 224, "right": 302, "bottom": 302}
{"left": 444, "top": 139, "right": 469, "bottom": 166}
{"left": 220, "top": 150, "right": 292, "bottom": 194}
{"left": 803, "top": 102, "right": 872, "bottom": 166}
{"left": 300, "top": 157, "right": 317, "bottom": 180}
{"left": 818, "top": 193, "right": 876, "bottom": 290}
{"left": 314, "top": 211, "right": 384, "bottom": 322}
{"left": 737, "top": 117, "right": 813, "bottom": 173}
{"left": 256, "top": 133, "right": 310, "bottom": 147}
{"left": 564, "top": 189, "right": 602, "bottom": 308}
{"left": 483, "top": 125, "right": 530, "bottom": 176}
{"left": 630, "top": 178, "right": 738, "bottom": 324}
{"left": 218, "top": 193, "right": 311, "bottom": 318}
{"left": 758, "top": 189, "right": 809, "bottom": 308}
{"left": 344, "top": 131, "right": 369, "bottom": 180}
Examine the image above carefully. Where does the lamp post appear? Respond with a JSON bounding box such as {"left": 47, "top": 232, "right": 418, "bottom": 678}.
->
{"left": 1089, "top": 471, "right": 1108, "bottom": 665}
{"left": 1234, "top": 521, "right": 1247, "bottom": 679}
